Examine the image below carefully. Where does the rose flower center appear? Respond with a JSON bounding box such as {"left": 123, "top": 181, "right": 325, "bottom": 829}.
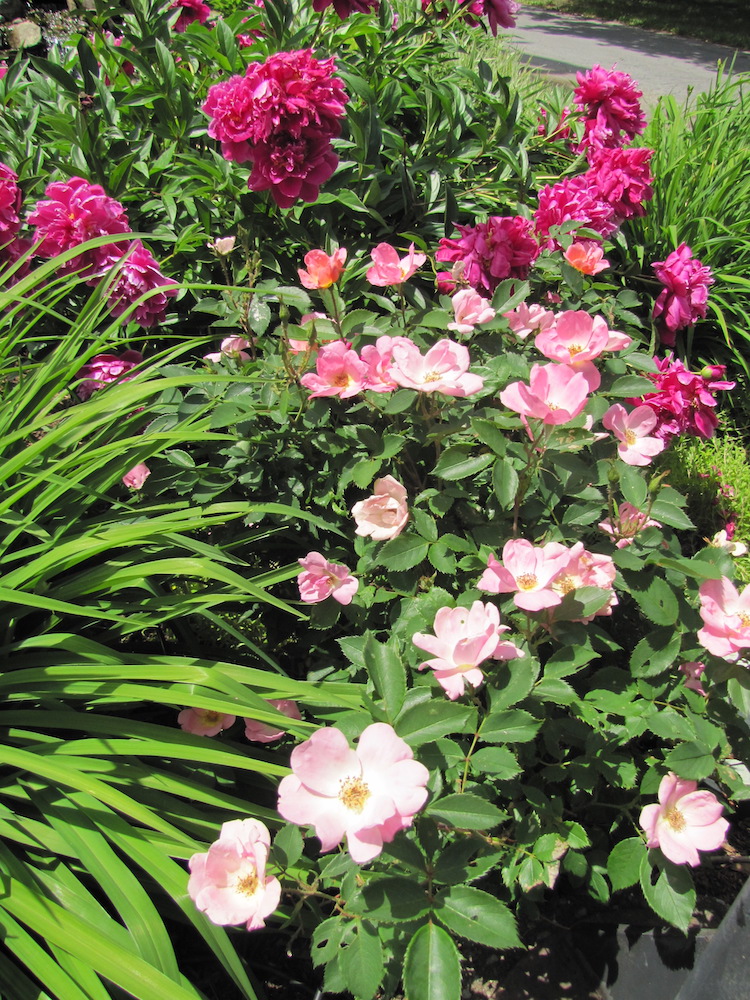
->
{"left": 665, "top": 806, "right": 686, "bottom": 832}
{"left": 625, "top": 430, "right": 637, "bottom": 446}
{"left": 236, "top": 871, "right": 260, "bottom": 896}
{"left": 516, "top": 573, "right": 538, "bottom": 591}
{"left": 339, "top": 776, "right": 370, "bottom": 813}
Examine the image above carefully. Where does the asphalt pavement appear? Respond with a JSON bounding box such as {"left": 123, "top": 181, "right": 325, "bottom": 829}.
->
{"left": 505, "top": 8, "right": 750, "bottom": 106}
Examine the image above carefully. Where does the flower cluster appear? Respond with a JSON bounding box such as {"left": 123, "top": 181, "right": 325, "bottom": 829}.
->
{"left": 202, "top": 49, "right": 349, "bottom": 208}
{"left": 652, "top": 242, "right": 714, "bottom": 346}
{"left": 534, "top": 174, "right": 618, "bottom": 250}
{"left": 178, "top": 699, "right": 302, "bottom": 742}
{"left": 435, "top": 215, "right": 540, "bottom": 296}
{"left": 421, "top": 0, "right": 517, "bottom": 35}
{"left": 598, "top": 502, "right": 662, "bottom": 548}
{"left": 574, "top": 63, "right": 647, "bottom": 150}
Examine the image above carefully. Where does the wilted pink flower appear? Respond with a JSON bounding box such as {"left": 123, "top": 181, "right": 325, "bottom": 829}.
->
{"left": 448, "top": 288, "right": 496, "bottom": 335}
{"left": 0, "top": 162, "right": 22, "bottom": 243}
{"left": 312, "top": 0, "right": 379, "bottom": 18}
{"left": 697, "top": 577, "right": 750, "bottom": 659}
{"left": 389, "top": 339, "right": 484, "bottom": 397}
{"left": 170, "top": 0, "right": 211, "bottom": 31}
{"left": 602, "top": 403, "right": 665, "bottom": 466}
{"left": 563, "top": 241, "right": 609, "bottom": 275}
{"left": 204, "top": 336, "right": 253, "bottom": 363}
{"left": 478, "top": 538, "right": 572, "bottom": 612}
{"left": 105, "top": 242, "right": 177, "bottom": 327}
{"left": 244, "top": 699, "right": 302, "bottom": 743}
{"left": 366, "top": 242, "right": 426, "bottom": 286}
{"left": 277, "top": 723, "right": 429, "bottom": 863}
{"left": 535, "top": 174, "right": 617, "bottom": 250}
{"left": 479, "top": 0, "right": 518, "bottom": 34}
{"left": 652, "top": 243, "right": 714, "bottom": 346}
{"left": 122, "top": 463, "right": 150, "bottom": 489}
{"left": 208, "top": 236, "right": 236, "bottom": 255}
{"left": 436, "top": 216, "right": 540, "bottom": 296}
{"left": 352, "top": 475, "right": 409, "bottom": 541}
{"left": 298, "top": 247, "right": 347, "bottom": 289}
{"left": 679, "top": 662, "right": 707, "bottom": 697}
{"left": 574, "top": 64, "right": 646, "bottom": 149}
{"left": 549, "top": 542, "right": 618, "bottom": 621}
{"left": 639, "top": 772, "right": 728, "bottom": 866}
{"left": 586, "top": 145, "right": 653, "bottom": 220}
{"left": 503, "top": 302, "right": 555, "bottom": 340}
{"left": 75, "top": 349, "right": 143, "bottom": 401}
{"left": 360, "top": 335, "right": 412, "bottom": 393}
{"left": 413, "top": 601, "right": 522, "bottom": 699}
{"left": 598, "top": 502, "right": 661, "bottom": 547}
{"left": 188, "top": 819, "right": 281, "bottom": 929}
{"left": 500, "top": 362, "right": 590, "bottom": 426}
{"left": 300, "top": 340, "right": 368, "bottom": 398}
{"left": 297, "top": 551, "right": 358, "bottom": 605}
{"left": 178, "top": 707, "right": 236, "bottom": 736}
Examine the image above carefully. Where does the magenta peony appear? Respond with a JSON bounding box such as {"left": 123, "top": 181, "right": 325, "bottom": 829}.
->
{"left": 651, "top": 243, "right": 714, "bottom": 346}
{"left": 0, "top": 162, "right": 22, "bottom": 243}
{"left": 639, "top": 772, "right": 728, "bottom": 866}
{"left": 170, "top": 0, "right": 211, "bottom": 32}
{"left": 105, "top": 242, "right": 177, "bottom": 327}
{"left": 312, "top": 0, "right": 379, "bottom": 18}
{"left": 75, "top": 349, "right": 143, "bottom": 401}
{"left": 574, "top": 64, "right": 646, "bottom": 149}
{"left": 585, "top": 145, "right": 653, "bottom": 221}
{"left": 535, "top": 175, "right": 617, "bottom": 250}
{"left": 436, "top": 216, "right": 540, "bottom": 296}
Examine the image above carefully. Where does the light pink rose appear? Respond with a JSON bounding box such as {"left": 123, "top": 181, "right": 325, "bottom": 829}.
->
{"left": 549, "top": 542, "right": 618, "bottom": 621}
{"left": 366, "top": 242, "right": 426, "bottom": 286}
{"left": 277, "top": 723, "right": 429, "bottom": 863}
{"left": 697, "top": 576, "right": 750, "bottom": 659}
{"left": 679, "top": 662, "right": 707, "bottom": 697}
{"left": 297, "top": 551, "right": 358, "bottom": 605}
{"left": 244, "top": 699, "right": 302, "bottom": 743}
{"left": 639, "top": 772, "right": 728, "bottom": 866}
{"left": 389, "top": 339, "right": 484, "bottom": 397}
{"left": 598, "top": 502, "right": 661, "bottom": 547}
{"left": 500, "top": 362, "right": 590, "bottom": 426}
{"left": 360, "top": 335, "right": 412, "bottom": 392}
{"left": 299, "top": 340, "right": 368, "bottom": 398}
{"left": 188, "top": 819, "right": 281, "bottom": 929}
{"left": 204, "top": 336, "right": 253, "bottom": 363}
{"left": 447, "top": 288, "right": 496, "bottom": 336}
{"left": 478, "top": 538, "right": 572, "bottom": 612}
{"left": 413, "top": 601, "right": 522, "bottom": 700}
{"left": 122, "top": 463, "right": 150, "bottom": 489}
{"left": 178, "top": 707, "right": 236, "bottom": 736}
{"left": 351, "top": 475, "right": 409, "bottom": 541}
{"left": 602, "top": 403, "right": 666, "bottom": 466}
{"left": 503, "top": 302, "right": 555, "bottom": 340}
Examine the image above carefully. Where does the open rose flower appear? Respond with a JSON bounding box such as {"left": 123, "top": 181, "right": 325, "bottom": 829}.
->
{"left": 204, "top": 336, "right": 253, "bottom": 363}
{"left": 639, "top": 772, "right": 729, "bottom": 866}
{"left": 351, "top": 475, "right": 408, "bottom": 541}
{"left": 297, "top": 551, "right": 358, "bottom": 605}
{"left": 478, "top": 538, "right": 571, "bottom": 611}
{"left": 298, "top": 247, "right": 347, "bottom": 289}
{"left": 389, "top": 339, "right": 484, "bottom": 397}
{"left": 299, "top": 340, "right": 367, "bottom": 398}
{"left": 500, "top": 362, "right": 590, "bottom": 427}
{"left": 563, "top": 242, "right": 610, "bottom": 275}
{"left": 447, "top": 288, "right": 496, "bottom": 336}
{"left": 366, "top": 242, "right": 426, "bottom": 286}
{"left": 244, "top": 699, "right": 302, "bottom": 743}
{"left": 602, "top": 403, "right": 665, "bottom": 466}
{"left": 178, "top": 707, "right": 236, "bottom": 736}
{"left": 697, "top": 576, "right": 750, "bottom": 659}
{"left": 277, "top": 723, "right": 429, "bottom": 863}
{"left": 188, "top": 819, "right": 281, "bottom": 929}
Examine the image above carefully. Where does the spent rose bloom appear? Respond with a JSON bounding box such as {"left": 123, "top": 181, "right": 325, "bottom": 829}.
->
{"left": 478, "top": 538, "right": 572, "bottom": 612}
{"left": 188, "top": 819, "right": 281, "bottom": 929}
{"left": 299, "top": 340, "right": 368, "bottom": 398}
{"left": 105, "top": 242, "right": 177, "bottom": 327}
{"left": 204, "top": 336, "right": 253, "bottom": 363}
{"left": 352, "top": 475, "right": 409, "bottom": 541}
{"left": 500, "top": 362, "right": 590, "bottom": 427}
{"left": 574, "top": 64, "right": 646, "bottom": 149}
{"left": 244, "top": 699, "right": 302, "bottom": 743}
{"left": 297, "top": 551, "right": 359, "bottom": 605}
{"left": 639, "top": 772, "right": 729, "bottom": 867}
{"left": 598, "top": 502, "right": 661, "bottom": 548}
{"left": 679, "top": 662, "right": 707, "bottom": 697}
{"left": 366, "top": 242, "right": 426, "bottom": 286}
{"left": 122, "top": 463, "right": 150, "bottom": 489}
{"left": 178, "top": 707, "right": 236, "bottom": 736}
{"left": 503, "top": 302, "right": 555, "bottom": 340}
{"left": 389, "top": 339, "right": 484, "bottom": 397}
{"left": 697, "top": 577, "right": 750, "bottom": 659}
{"left": 563, "top": 241, "right": 609, "bottom": 275}
{"left": 602, "top": 403, "right": 666, "bottom": 466}
{"left": 312, "top": 0, "right": 379, "bottom": 19}
{"left": 413, "top": 601, "right": 522, "bottom": 700}
{"left": 447, "top": 288, "right": 496, "bottom": 336}
{"left": 75, "top": 349, "right": 143, "bottom": 401}
{"left": 298, "top": 247, "right": 347, "bottom": 289}
{"left": 436, "top": 216, "right": 540, "bottom": 296}
{"left": 652, "top": 243, "right": 714, "bottom": 346}
{"left": 277, "top": 723, "right": 429, "bottom": 863}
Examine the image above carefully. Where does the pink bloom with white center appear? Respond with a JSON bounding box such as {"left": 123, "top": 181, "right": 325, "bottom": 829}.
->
{"left": 535, "top": 310, "right": 617, "bottom": 390}
{"left": 351, "top": 475, "right": 409, "bottom": 541}
{"left": 503, "top": 302, "right": 555, "bottom": 340}
{"left": 75, "top": 349, "right": 143, "bottom": 401}
{"left": 639, "top": 772, "right": 728, "bottom": 866}
{"left": 204, "top": 336, "right": 253, "bottom": 363}
{"left": 298, "top": 247, "right": 347, "bottom": 289}
{"left": 178, "top": 707, "right": 236, "bottom": 736}
{"left": 598, "top": 502, "right": 662, "bottom": 548}
{"left": 366, "top": 242, "right": 426, "bottom": 286}
{"left": 360, "top": 335, "right": 412, "bottom": 393}
{"left": 478, "top": 538, "right": 572, "bottom": 612}
{"left": 679, "top": 662, "right": 707, "bottom": 697}
{"left": 188, "top": 819, "right": 281, "bottom": 929}
{"left": 389, "top": 339, "right": 484, "bottom": 397}
{"left": 244, "top": 699, "right": 302, "bottom": 743}
{"left": 563, "top": 242, "right": 609, "bottom": 275}
{"left": 276, "top": 723, "right": 429, "bottom": 863}
{"left": 413, "top": 601, "right": 522, "bottom": 700}
{"left": 500, "top": 362, "right": 590, "bottom": 426}
{"left": 297, "top": 551, "right": 358, "bottom": 605}
{"left": 448, "top": 288, "right": 496, "bottom": 336}
{"left": 602, "top": 403, "right": 665, "bottom": 466}
{"left": 299, "top": 340, "right": 368, "bottom": 398}
{"left": 550, "top": 542, "right": 618, "bottom": 621}
{"left": 697, "top": 577, "right": 750, "bottom": 659}
{"left": 122, "top": 463, "right": 150, "bottom": 489}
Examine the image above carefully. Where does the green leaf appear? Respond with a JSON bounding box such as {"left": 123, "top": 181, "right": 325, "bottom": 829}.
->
{"left": 490, "top": 655, "right": 539, "bottom": 709}
{"left": 639, "top": 852, "right": 695, "bottom": 933}
{"left": 630, "top": 628, "right": 683, "bottom": 678}
{"left": 363, "top": 633, "right": 406, "bottom": 721}
{"left": 630, "top": 576, "right": 679, "bottom": 626}
{"left": 532, "top": 677, "right": 577, "bottom": 705}
{"left": 469, "top": 746, "right": 520, "bottom": 779}
{"left": 427, "top": 793, "right": 505, "bottom": 831}
{"left": 618, "top": 465, "right": 648, "bottom": 509}
{"left": 396, "top": 700, "right": 477, "bottom": 747}
{"left": 403, "top": 923, "right": 461, "bottom": 1000}
{"left": 377, "top": 535, "right": 429, "bottom": 571}
{"left": 492, "top": 457, "right": 519, "bottom": 510}
{"left": 432, "top": 446, "right": 494, "bottom": 481}
{"left": 471, "top": 417, "right": 507, "bottom": 455}
{"left": 435, "top": 886, "right": 521, "bottom": 950}
{"left": 340, "top": 920, "right": 384, "bottom": 1000}
{"left": 664, "top": 742, "right": 716, "bottom": 779}
{"left": 648, "top": 500, "right": 695, "bottom": 530}
{"left": 481, "top": 709, "right": 540, "bottom": 744}
{"left": 608, "top": 838, "right": 646, "bottom": 892}
{"left": 270, "top": 823, "right": 304, "bottom": 868}
{"left": 608, "top": 375, "right": 657, "bottom": 397}
{"left": 348, "top": 878, "right": 430, "bottom": 923}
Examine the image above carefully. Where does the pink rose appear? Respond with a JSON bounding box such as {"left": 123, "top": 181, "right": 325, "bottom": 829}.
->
{"left": 244, "top": 699, "right": 302, "bottom": 743}
{"left": 447, "top": 288, "right": 496, "bottom": 336}
{"left": 478, "top": 538, "right": 572, "bottom": 612}
{"left": 351, "top": 475, "right": 409, "bottom": 541}
{"left": 602, "top": 403, "right": 666, "bottom": 466}
{"left": 389, "top": 339, "right": 484, "bottom": 397}
{"left": 122, "top": 463, "right": 150, "bottom": 489}
{"left": 639, "top": 772, "right": 728, "bottom": 867}
{"left": 178, "top": 707, "right": 236, "bottom": 736}
{"left": 297, "top": 551, "right": 358, "bottom": 605}
{"left": 298, "top": 247, "right": 347, "bottom": 289}
{"left": 366, "top": 242, "right": 426, "bottom": 286}
{"left": 697, "top": 576, "right": 750, "bottom": 659}
{"left": 204, "top": 337, "right": 253, "bottom": 363}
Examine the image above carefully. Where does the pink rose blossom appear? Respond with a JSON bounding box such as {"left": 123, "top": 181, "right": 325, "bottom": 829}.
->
{"left": 549, "top": 542, "right": 618, "bottom": 621}
{"left": 297, "top": 551, "right": 358, "bottom": 605}
{"left": 277, "top": 723, "right": 429, "bottom": 863}
{"left": 535, "top": 310, "right": 617, "bottom": 391}
{"left": 389, "top": 339, "right": 484, "bottom": 397}
{"left": 602, "top": 403, "right": 666, "bottom": 466}
{"left": 503, "top": 302, "right": 555, "bottom": 340}
{"left": 652, "top": 243, "right": 714, "bottom": 346}
{"left": 188, "top": 819, "right": 281, "bottom": 929}
{"left": 360, "top": 335, "right": 412, "bottom": 393}
{"left": 178, "top": 707, "right": 236, "bottom": 736}
{"left": 75, "top": 349, "right": 143, "bottom": 401}
{"left": 298, "top": 247, "right": 347, "bottom": 289}
{"left": 436, "top": 216, "right": 540, "bottom": 296}
{"left": 300, "top": 340, "right": 368, "bottom": 398}
{"left": 563, "top": 241, "right": 609, "bottom": 275}
{"left": 598, "top": 502, "right": 661, "bottom": 547}
{"left": 447, "top": 288, "right": 496, "bottom": 336}
{"left": 413, "top": 601, "right": 522, "bottom": 700}
{"left": 352, "top": 475, "right": 409, "bottom": 541}
{"left": 500, "top": 362, "right": 590, "bottom": 426}
{"left": 366, "top": 242, "right": 426, "bottom": 286}
{"left": 574, "top": 64, "right": 646, "bottom": 149}
{"left": 208, "top": 236, "right": 236, "bottom": 256}
{"left": 535, "top": 174, "right": 617, "bottom": 250}
{"left": 697, "top": 577, "right": 750, "bottom": 659}
{"left": 204, "top": 336, "right": 253, "bottom": 363}
{"left": 639, "top": 772, "right": 728, "bottom": 866}
{"left": 122, "top": 463, "right": 150, "bottom": 489}
{"left": 679, "top": 662, "right": 707, "bottom": 697}
{"left": 244, "top": 699, "right": 302, "bottom": 743}
{"left": 170, "top": 0, "right": 211, "bottom": 32}
{"left": 105, "top": 241, "right": 177, "bottom": 327}
{"left": 478, "top": 538, "right": 572, "bottom": 612}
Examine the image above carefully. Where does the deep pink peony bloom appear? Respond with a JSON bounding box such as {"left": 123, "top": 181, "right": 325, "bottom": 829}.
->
{"left": 697, "top": 577, "right": 750, "bottom": 659}
{"left": 500, "top": 362, "right": 590, "bottom": 427}
{"left": 204, "top": 336, "right": 253, "bottom": 363}
{"left": 563, "top": 241, "right": 609, "bottom": 275}
{"left": 188, "top": 819, "right": 281, "bottom": 929}
{"left": 300, "top": 340, "right": 368, "bottom": 398}
{"left": 244, "top": 699, "right": 302, "bottom": 743}
{"left": 170, "top": 0, "right": 211, "bottom": 32}
{"left": 26, "top": 176, "right": 131, "bottom": 277}
{"left": 585, "top": 145, "right": 653, "bottom": 221}
{"left": 503, "top": 302, "right": 555, "bottom": 340}
{"left": 298, "top": 247, "right": 346, "bottom": 289}
{"left": 0, "top": 162, "right": 22, "bottom": 243}
{"left": 679, "top": 662, "right": 707, "bottom": 697}
{"left": 448, "top": 288, "right": 496, "bottom": 336}
{"left": 478, "top": 538, "right": 572, "bottom": 612}
{"left": 413, "top": 601, "right": 522, "bottom": 700}
{"left": 366, "top": 242, "right": 426, "bottom": 286}
{"left": 104, "top": 242, "right": 177, "bottom": 327}
{"left": 389, "top": 339, "right": 484, "bottom": 397}
{"left": 122, "top": 463, "right": 150, "bottom": 489}
{"left": 651, "top": 243, "right": 714, "bottom": 346}
{"left": 598, "top": 502, "right": 661, "bottom": 548}
{"left": 602, "top": 403, "right": 666, "bottom": 466}
{"left": 481, "top": 0, "right": 519, "bottom": 34}
{"left": 639, "top": 772, "right": 728, "bottom": 866}
{"left": 312, "top": 0, "right": 379, "bottom": 19}
{"left": 535, "top": 174, "right": 617, "bottom": 250}
{"left": 436, "top": 216, "right": 540, "bottom": 296}
{"left": 248, "top": 132, "right": 340, "bottom": 208}
{"left": 178, "top": 707, "right": 236, "bottom": 736}
{"left": 537, "top": 105, "right": 573, "bottom": 143}
{"left": 297, "top": 551, "right": 358, "bottom": 605}
{"left": 574, "top": 64, "right": 646, "bottom": 149}
{"left": 352, "top": 475, "right": 409, "bottom": 541}
{"left": 75, "top": 349, "right": 143, "bottom": 401}
{"left": 277, "top": 723, "right": 429, "bottom": 863}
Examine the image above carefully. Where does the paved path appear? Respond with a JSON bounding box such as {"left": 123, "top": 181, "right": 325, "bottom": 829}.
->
{"left": 506, "top": 8, "right": 750, "bottom": 106}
